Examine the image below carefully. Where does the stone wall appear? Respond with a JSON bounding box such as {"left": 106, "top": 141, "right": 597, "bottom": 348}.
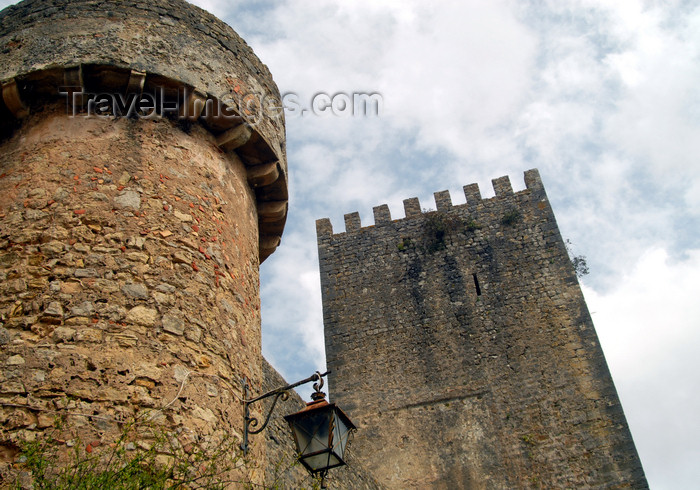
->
{"left": 0, "top": 0, "right": 288, "bottom": 485}
{"left": 317, "top": 169, "right": 647, "bottom": 488}
{"left": 0, "top": 109, "right": 265, "bottom": 482}
{"left": 0, "top": 0, "right": 289, "bottom": 260}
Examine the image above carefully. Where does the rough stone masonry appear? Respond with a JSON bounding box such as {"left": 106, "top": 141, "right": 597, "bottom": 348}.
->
{"left": 318, "top": 169, "right": 648, "bottom": 489}
{"left": 0, "top": 0, "right": 288, "bottom": 485}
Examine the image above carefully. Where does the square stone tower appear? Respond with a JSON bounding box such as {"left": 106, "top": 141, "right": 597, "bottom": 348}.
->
{"left": 317, "top": 169, "right": 647, "bottom": 488}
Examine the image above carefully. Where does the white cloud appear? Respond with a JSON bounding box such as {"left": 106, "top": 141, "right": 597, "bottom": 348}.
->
{"left": 189, "top": 0, "right": 243, "bottom": 20}
{"left": 583, "top": 248, "right": 700, "bottom": 488}
{"left": 260, "top": 225, "right": 326, "bottom": 390}
{"left": 245, "top": 0, "right": 538, "bottom": 165}
{"left": 602, "top": 4, "right": 700, "bottom": 183}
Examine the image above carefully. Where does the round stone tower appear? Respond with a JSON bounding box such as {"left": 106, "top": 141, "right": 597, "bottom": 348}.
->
{"left": 0, "top": 0, "right": 287, "bottom": 483}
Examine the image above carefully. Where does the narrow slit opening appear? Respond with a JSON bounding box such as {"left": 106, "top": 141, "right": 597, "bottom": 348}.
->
{"left": 473, "top": 273, "right": 481, "bottom": 296}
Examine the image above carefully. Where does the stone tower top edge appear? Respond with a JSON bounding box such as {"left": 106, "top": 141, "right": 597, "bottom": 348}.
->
{"left": 0, "top": 0, "right": 288, "bottom": 261}
{"left": 316, "top": 168, "right": 544, "bottom": 237}
{"left": 0, "top": 0, "right": 282, "bottom": 108}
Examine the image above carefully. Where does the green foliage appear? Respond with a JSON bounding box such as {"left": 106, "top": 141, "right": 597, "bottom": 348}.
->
{"left": 396, "top": 237, "right": 413, "bottom": 252}
{"left": 500, "top": 209, "right": 521, "bottom": 226}
{"left": 417, "top": 211, "right": 482, "bottom": 253}
{"left": 17, "top": 436, "right": 169, "bottom": 489}
{"left": 423, "top": 212, "right": 464, "bottom": 253}
{"left": 464, "top": 217, "right": 481, "bottom": 232}
{"left": 264, "top": 449, "right": 323, "bottom": 490}
{"left": 565, "top": 239, "right": 589, "bottom": 278}
{"left": 521, "top": 434, "right": 536, "bottom": 446}
{"left": 571, "top": 255, "right": 589, "bottom": 277}
{"left": 12, "top": 416, "right": 248, "bottom": 490}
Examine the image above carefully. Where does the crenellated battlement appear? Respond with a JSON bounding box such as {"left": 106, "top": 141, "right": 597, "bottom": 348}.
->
{"left": 316, "top": 168, "right": 544, "bottom": 237}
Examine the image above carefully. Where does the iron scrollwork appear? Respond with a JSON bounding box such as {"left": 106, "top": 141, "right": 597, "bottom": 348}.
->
{"left": 241, "top": 370, "right": 329, "bottom": 454}
{"left": 246, "top": 390, "right": 290, "bottom": 435}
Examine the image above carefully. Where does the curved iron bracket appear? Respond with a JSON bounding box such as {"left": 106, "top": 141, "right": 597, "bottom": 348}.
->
{"left": 241, "top": 370, "right": 329, "bottom": 454}
{"left": 246, "top": 390, "right": 289, "bottom": 435}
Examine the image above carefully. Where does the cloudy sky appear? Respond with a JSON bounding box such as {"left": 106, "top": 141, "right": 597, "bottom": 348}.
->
{"left": 205, "top": 1, "right": 696, "bottom": 487}
{"left": 3, "top": 0, "right": 698, "bottom": 487}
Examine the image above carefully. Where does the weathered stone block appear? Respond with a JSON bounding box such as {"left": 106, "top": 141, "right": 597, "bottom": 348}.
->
{"left": 6, "top": 355, "right": 25, "bottom": 366}
{"left": 114, "top": 191, "right": 141, "bottom": 210}
{"left": 0, "top": 327, "right": 10, "bottom": 345}
{"left": 53, "top": 327, "right": 76, "bottom": 342}
{"left": 162, "top": 314, "right": 185, "bottom": 336}
{"left": 122, "top": 283, "right": 149, "bottom": 299}
{"left": 126, "top": 306, "right": 158, "bottom": 326}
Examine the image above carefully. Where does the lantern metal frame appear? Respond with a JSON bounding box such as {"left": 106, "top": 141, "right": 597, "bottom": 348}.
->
{"left": 283, "top": 384, "right": 356, "bottom": 477}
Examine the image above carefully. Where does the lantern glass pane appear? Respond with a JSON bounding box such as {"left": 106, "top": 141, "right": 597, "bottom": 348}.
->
{"left": 303, "top": 451, "right": 341, "bottom": 472}
{"left": 290, "top": 411, "right": 331, "bottom": 456}
{"left": 332, "top": 411, "right": 351, "bottom": 458}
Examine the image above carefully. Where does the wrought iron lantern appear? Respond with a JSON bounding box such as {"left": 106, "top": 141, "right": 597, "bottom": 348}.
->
{"left": 284, "top": 375, "right": 356, "bottom": 477}
{"left": 242, "top": 370, "right": 356, "bottom": 484}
